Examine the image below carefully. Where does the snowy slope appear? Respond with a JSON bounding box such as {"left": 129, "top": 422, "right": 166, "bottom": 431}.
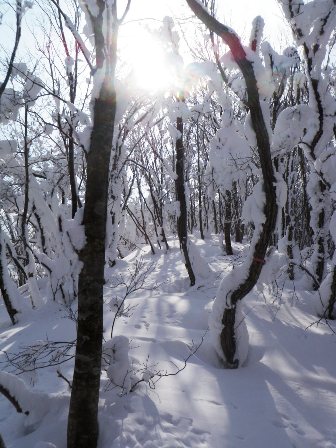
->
{"left": 0, "top": 236, "right": 335, "bottom": 448}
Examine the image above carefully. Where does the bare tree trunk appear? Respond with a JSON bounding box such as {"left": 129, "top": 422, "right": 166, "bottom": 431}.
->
{"left": 0, "top": 434, "right": 6, "bottom": 448}
{"left": 314, "top": 180, "right": 326, "bottom": 288}
{"left": 326, "top": 266, "right": 336, "bottom": 320}
{"left": 284, "top": 154, "right": 295, "bottom": 280}
{"left": 0, "top": 230, "right": 18, "bottom": 325}
{"left": 21, "top": 103, "right": 40, "bottom": 308}
{"left": 197, "top": 125, "right": 204, "bottom": 239}
{"left": 298, "top": 147, "right": 312, "bottom": 249}
{"left": 203, "top": 193, "right": 210, "bottom": 233}
{"left": 224, "top": 190, "right": 233, "bottom": 255}
{"left": 0, "top": 0, "right": 22, "bottom": 98}
{"left": 189, "top": 195, "right": 196, "bottom": 233}
{"left": 287, "top": 225, "right": 295, "bottom": 281}
{"left": 67, "top": 2, "right": 122, "bottom": 447}
{"left": 175, "top": 109, "right": 195, "bottom": 286}
{"left": 21, "top": 103, "right": 30, "bottom": 267}
{"left": 232, "top": 182, "right": 244, "bottom": 243}
{"left": 125, "top": 205, "right": 156, "bottom": 254}
{"left": 68, "top": 86, "right": 116, "bottom": 447}
{"left": 68, "top": 127, "right": 79, "bottom": 219}
{"left": 212, "top": 199, "right": 218, "bottom": 234}
{"left": 57, "top": 6, "right": 81, "bottom": 219}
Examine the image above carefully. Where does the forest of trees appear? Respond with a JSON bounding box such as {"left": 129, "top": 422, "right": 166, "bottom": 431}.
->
{"left": 0, "top": 0, "right": 335, "bottom": 447}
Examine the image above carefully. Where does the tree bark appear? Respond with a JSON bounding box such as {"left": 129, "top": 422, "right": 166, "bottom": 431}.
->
{"left": 232, "top": 182, "right": 244, "bottom": 243}
{"left": 298, "top": 147, "right": 312, "bottom": 249}
{"left": 21, "top": 103, "right": 30, "bottom": 267}
{"left": 68, "top": 126, "right": 79, "bottom": 219}
{"left": 0, "top": 0, "right": 22, "bottom": 98}
{"left": 196, "top": 123, "right": 204, "bottom": 239}
{"left": 67, "top": 2, "right": 119, "bottom": 447}
{"left": 67, "top": 85, "right": 116, "bottom": 448}
{"left": 175, "top": 110, "right": 196, "bottom": 286}
{"left": 327, "top": 266, "right": 336, "bottom": 320}
{"left": 224, "top": 190, "right": 233, "bottom": 255}
{"left": 314, "top": 181, "right": 326, "bottom": 288}
{"left": 212, "top": 199, "right": 218, "bottom": 234}
{"left": 0, "top": 230, "right": 18, "bottom": 325}
{"left": 0, "top": 434, "right": 6, "bottom": 448}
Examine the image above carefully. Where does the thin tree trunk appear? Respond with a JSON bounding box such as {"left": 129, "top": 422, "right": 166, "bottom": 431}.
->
{"left": 175, "top": 106, "right": 195, "bottom": 286}
{"left": 68, "top": 127, "right": 78, "bottom": 219}
{"left": 298, "top": 147, "right": 312, "bottom": 249}
{"left": 233, "top": 184, "right": 244, "bottom": 243}
{"left": 326, "top": 266, "right": 336, "bottom": 320}
{"left": 125, "top": 206, "right": 156, "bottom": 254}
{"left": 287, "top": 225, "right": 295, "bottom": 280}
{"left": 67, "top": 87, "right": 116, "bottom": 448}
{"left": 67, "top": 3, "right": 120, "bottom": 446}
{"left": 314, "top": 181, "right": 326, "bottom": 288}
{"left": 197, "top": 124, "right": 204, "bottom": 239}
{"left": 224, "top": 190, "right": 233, "bottom": 255}
{"left": 189, "top": 195, "right": 196, "bottom": 233}
{"left": 0, "top": 434, "right": 6, "bottom": 448}
{"left": 203, "top": 193, "right": 209, "bottom": 232}
{"left": 0, "top": 230, "right": 18, "bottom": 325}
{"left": 0, "top": 0, "right": 22, "bottom": 98}
{"left": 21, "top": 103, "right": 30, "bottom": 267}
{"left": 212, "top": 199, "right": 218, "bottom": 234}
{"left": 286, "top": 154, "right": 295, "bottom": 280}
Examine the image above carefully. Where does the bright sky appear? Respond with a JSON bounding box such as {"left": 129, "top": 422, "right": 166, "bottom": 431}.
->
{"left": 119, "top": 0, "right": 291, "bottom": 92}
{"left": 0, "top": 0, "right": 291, "bottom": 54}
{"left": 0, "top": 0, "right": 292, "bottom": 93}
{"left": 123, "top": 0, "right": 290, "bottom": 44}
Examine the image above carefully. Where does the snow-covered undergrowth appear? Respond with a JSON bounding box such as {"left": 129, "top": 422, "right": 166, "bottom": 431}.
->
{"left": 0, "top": 236, "right": 336, "bottom": 448}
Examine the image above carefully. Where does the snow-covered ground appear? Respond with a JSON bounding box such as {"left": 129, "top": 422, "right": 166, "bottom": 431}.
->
{"left": 0, "top": 236, "right": 336, "bottom": 448}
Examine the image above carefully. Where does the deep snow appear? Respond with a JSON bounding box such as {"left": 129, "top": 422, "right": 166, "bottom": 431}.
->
{"left": 0, "top": 236, "right": 336, "bottom": 448}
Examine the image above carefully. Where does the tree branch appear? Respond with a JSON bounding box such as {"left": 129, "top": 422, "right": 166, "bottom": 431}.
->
{"left": 0, "top": 1, "right": 22, "bottom": 98}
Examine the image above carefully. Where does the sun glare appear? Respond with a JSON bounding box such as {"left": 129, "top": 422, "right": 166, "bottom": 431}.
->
{"left": 123, "top": 29, "right": 178, "bottom": 93}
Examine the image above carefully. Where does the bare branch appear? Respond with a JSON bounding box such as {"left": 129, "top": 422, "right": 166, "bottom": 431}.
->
{"left": 48, "top": 0, "right": 94, "bottom": 72}
{"left": 0, "top": 1, "right": 22, "bottom": 99}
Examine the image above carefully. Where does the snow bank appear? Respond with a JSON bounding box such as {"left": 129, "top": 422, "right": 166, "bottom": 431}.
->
{"left": 103, "top": 336, "right": 132, "bottom": 393}
{"left": 188, "top": 240, "right": 213, "bottom": 280}
{"left": 0, "top": 372, "right": 49, "bottom": 426}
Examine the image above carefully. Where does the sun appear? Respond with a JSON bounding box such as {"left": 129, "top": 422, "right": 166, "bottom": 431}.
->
{"left": 133, "top": 50, "right": 172, "bottom": 92}
{"left": 121, "top": 27, "right": 179, "bottom": 93}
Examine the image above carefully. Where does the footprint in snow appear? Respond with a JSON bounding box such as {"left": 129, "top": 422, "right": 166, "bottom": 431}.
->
{"left": 290, "top": 423, "right": 305, "bottom": 436}
{"left": 272, "top": 416, "right": 305, "bottom": 436}
{"left": 113, "top": 411, "right": 210, "bottom": 447}
{"left": 272, "top": 419, "right": 288, "bottom": 428}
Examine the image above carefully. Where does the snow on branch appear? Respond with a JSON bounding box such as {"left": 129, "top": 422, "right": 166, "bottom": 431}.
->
{"left": 48, "top": 0, "right": 94, "bottom": 73}
{"left": 250, "top": 16, "right": 264, "bottom": 52}
{"left": 0, "top": 372, "right": 50, "bottom": 427}
{"left": 185, "top": 0, "right": 246, "bottom": 61}
{"left": 0, "top": 372, "right": 30, "bottom": 415}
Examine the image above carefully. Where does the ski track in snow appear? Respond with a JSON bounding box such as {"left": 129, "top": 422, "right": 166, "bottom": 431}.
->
{"left": 0, "top": 237, "right": 336, "bottom": 447}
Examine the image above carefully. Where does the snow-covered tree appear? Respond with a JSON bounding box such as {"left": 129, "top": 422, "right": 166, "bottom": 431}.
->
{"left": 185, "top": 0, "right": 278, "bottom": 367}
{"left": 64, "top": 1, "right": 131, "bottom": 447}
{"left": 277, "top": 0, "right": 336, "bottom": 314}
